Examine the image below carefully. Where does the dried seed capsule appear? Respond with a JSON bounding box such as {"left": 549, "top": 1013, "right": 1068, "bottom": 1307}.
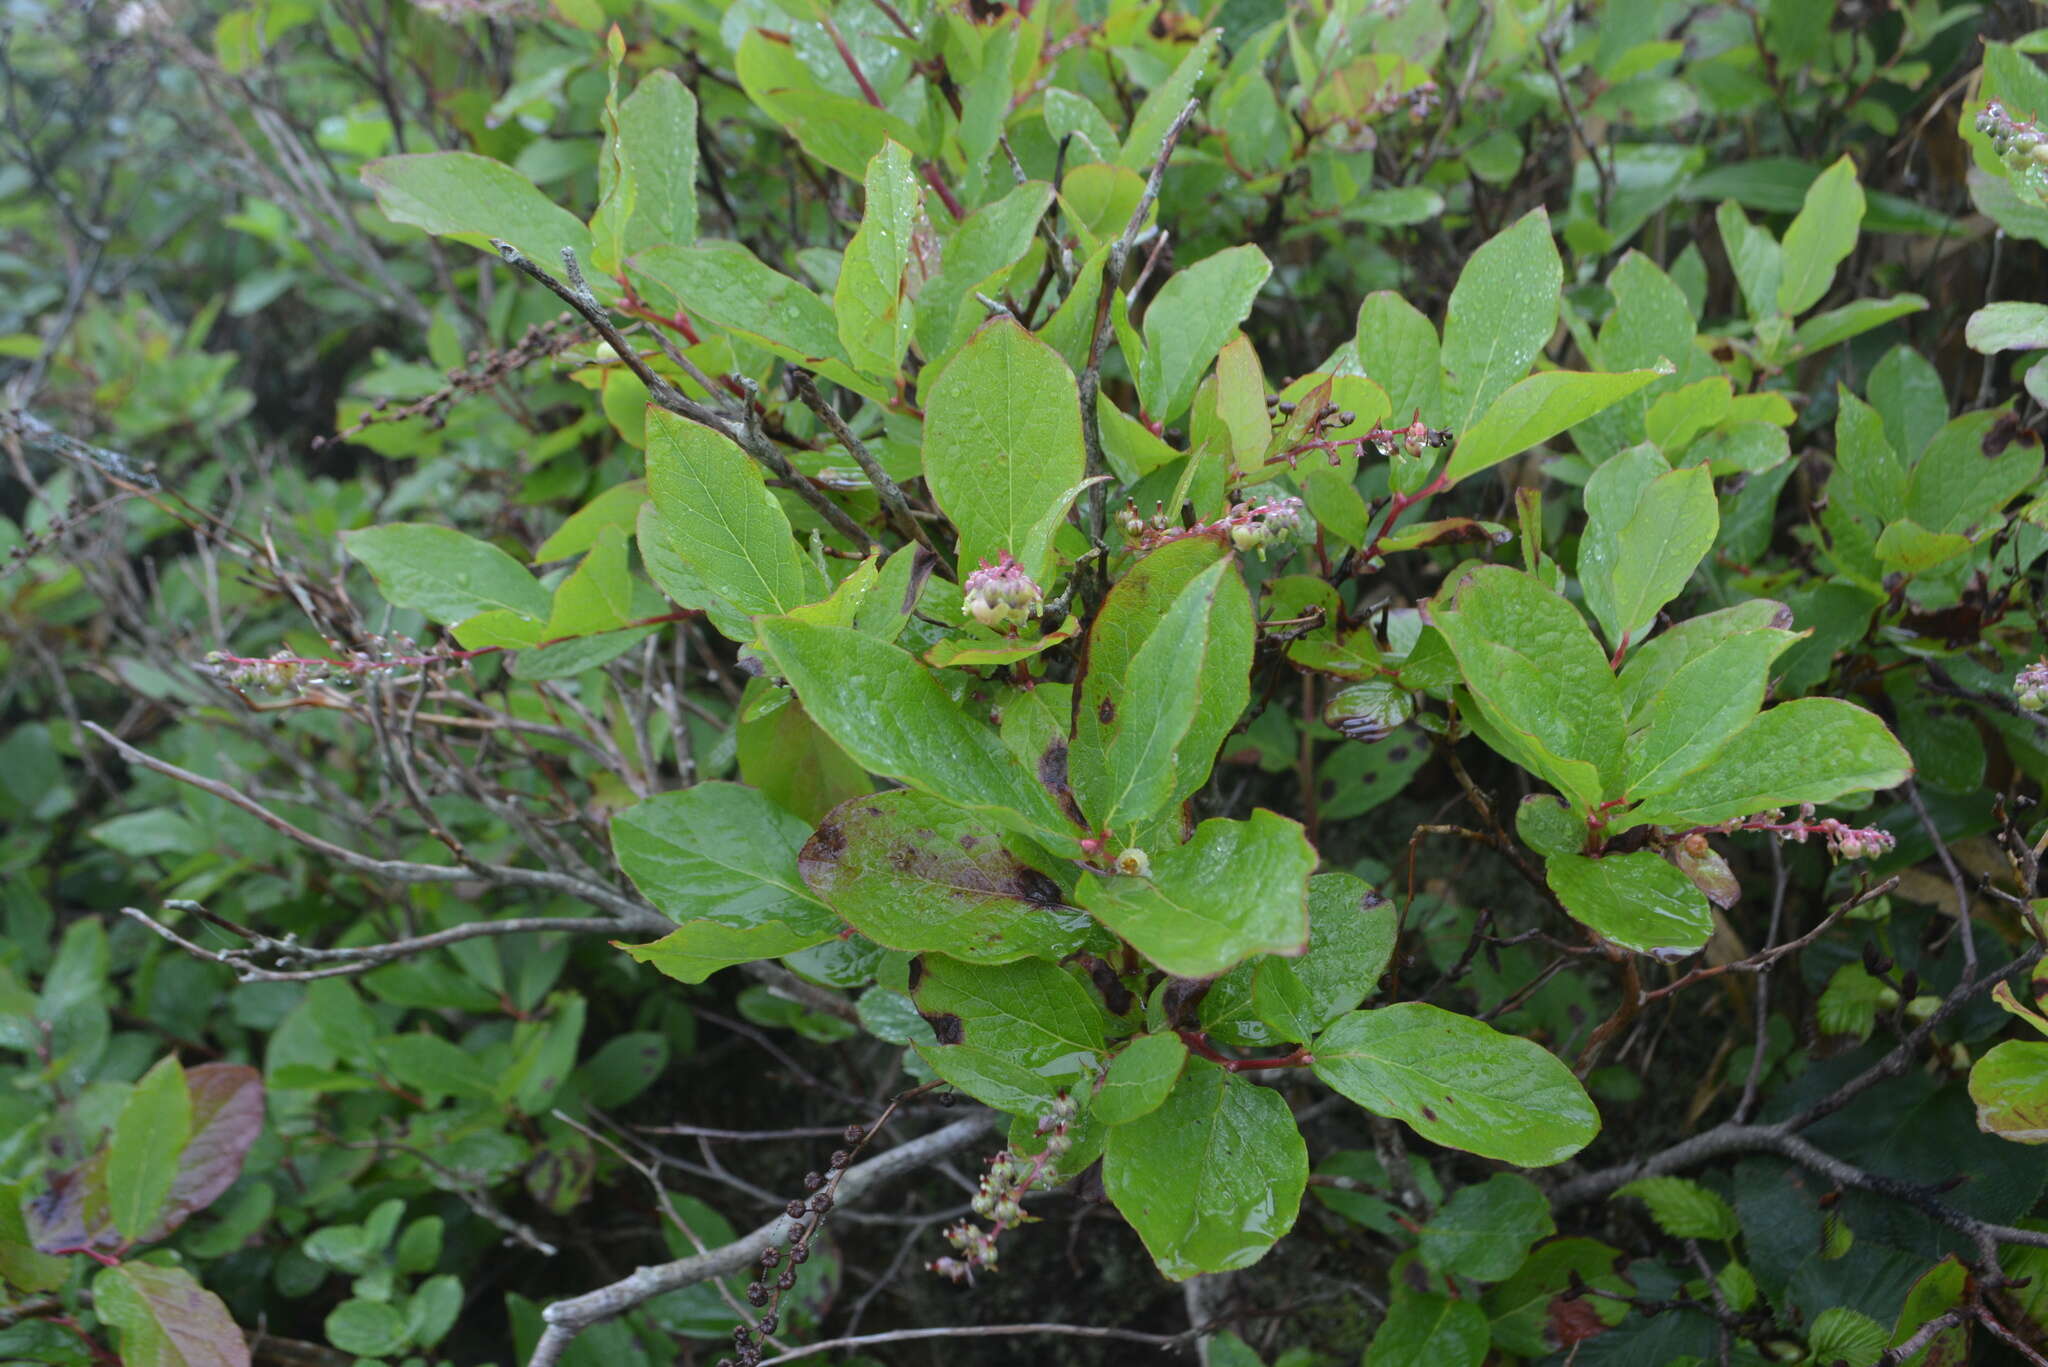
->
{"left": 745, "top": 1282, "right": 768, "bottom": 1306}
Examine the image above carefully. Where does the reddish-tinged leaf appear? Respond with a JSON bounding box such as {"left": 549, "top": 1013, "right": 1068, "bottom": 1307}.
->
{"left": 94, "top": 1261, "right": 251, "bottom": 1367}
{"left": 146, "top": 1064, "right": 264, "bottom": 1240}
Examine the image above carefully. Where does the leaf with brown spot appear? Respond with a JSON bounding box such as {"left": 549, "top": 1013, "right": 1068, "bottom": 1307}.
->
{"left": 799, "top": 790, "right": 1095, "bottom": 963}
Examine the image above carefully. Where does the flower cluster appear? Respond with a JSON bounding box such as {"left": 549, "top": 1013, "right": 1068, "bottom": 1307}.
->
{"left": 201, "top": 635, "right": 447, "bottom": 694}
{"left": 2015, "top": 660, "right": 2048, "bottom": 712}
{"left": 962, "top": 551, "right": 1044, "bottom": 629}
{"left": 1227, "top": 496, "right": 1306, "bottom": 555}
{"left": 1977, "top": 101, "right": 2048, "bottom": 198}
{"left": 929, "top": 1093, "right": 1075, "bottom": 1284}
{"left": 1706, "top": 806, "right": 1897, "bottom": 861}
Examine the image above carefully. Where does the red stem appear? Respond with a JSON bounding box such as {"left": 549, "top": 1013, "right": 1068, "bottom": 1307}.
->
{"left": 1177, "top": 1030, "right": 1314, "bottom": 1072}
{"left": 821, "top": 16, "right": 967, "bottom": 220}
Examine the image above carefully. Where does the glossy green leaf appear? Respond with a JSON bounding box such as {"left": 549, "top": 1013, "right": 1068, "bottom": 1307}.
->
{"left": 107, "top": 1054, "right": 190, "bottom": 1240}
{"left": 1777, "top": 155, "right": 1864, "bottom": 316}
{"left": 1545, "top": 851, "right": 1714, "bottom": 958}
{"left": 1092, "top": 1032, "right": 1189, "bottom": 1126}
{"left": 1967, "top": 302, "right": 2048, "bottom": 353}
{"left": 611, "top": 782, "right": 832, "bottom": 934}
{"left": 1365, "top": 1289, "right": 1489, "bottom": 1367}
{"left": 1429, "top": 565, "right": 1623, "bottom": 814}
{"left": 922, "top": 318, "right": 1087, "bottom": 584}
{"left": 835, "top": 140, "right": 920, "bottom": 378}
{"left": 542, "top": 525, "right": 633, "bottom": 638}
{"left": 620, "top": 921, "right": 834, "bottom": 985}
{"left": 1103, "top": 1061, "right": 1306, "bottom": 1279}
{"left": 755, "top": 618, "right": 1077, "bottom": 845}
{"left": 1071, "top": 557, "right": 1246, "bottom": 830}
{"left": 94, "top": 1262, "right": 250, "bottom": 1367}
{"left": 1623, "top": 698, "right": 1912, "bottom": 829}
{"left": 1075, "top": 810, "right": 1314, "bottom": 977}
{"left": 1353, "top": 291, "right": 1441, "bottom": 424}
{"left": 1118, "top": 30, "right": 1220, "bottom": 170}
{"left": 343, "top": 523, "right": 550, "bottom": 626}
{"left": 1137, "top": 245, "right": 1272, "bottom": 424}
{"left": 1623, "top": 624, "right": 1800, "bottom": 797}
{"left": 1970, "top": 1040, "right": 2048, "bottom": 1143}
{"left": 363, "top": 152, "right": 597, "bottom": 283}
{"left": 916, "top": 181, "right": 1056, "bottom": 361}
{"left": 630, "top": 242, "right": 872, "bottom": 393}
{"left": 1717, "top": 200, "right": 1782, "bottom": 320}
{"left": 1445, "top": 366, "right": 1665, "bottom": 484}
{"left": 1439, "top": 208, "right": 1563, "bottom": 431}
{"left": 1311, "top": 1004, "right": 1600, "bottom": 1165}
{"left": 1578, "top": 445, "right": 1718, "bottom": 649}
{"left": 589, "top": 70, "right": 698, "bottom": 272}
{"left": 911, "top": 956, "right": 1105, "bottom": 1114}
{"left": 1616, "top": 600, "right": 1792, "bottom": 718}
{"left": 1791, "top": 293, "right": 1927, "bottom": 357}
{"left": 644, "top": 406, "right": 820, "bottom": 620}
{"left": 1418, "top": 1173, "right": 1555, "bottom": 1281}
{"left": 797, "top": 790, "right": 1089, "bottom": 963}
{"left": 1074, "top": 539, "right": 1252, "bottom": 818}
{"left": 1905, "top": 409, "right": 2042, "bottom": 537}
{"left": 1273, "top": 872, "right": 1396, "bottom": 1030}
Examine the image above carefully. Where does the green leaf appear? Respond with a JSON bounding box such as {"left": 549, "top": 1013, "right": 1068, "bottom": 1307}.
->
{"left": 1138, "top": 245, "right": 1273, "bottom": 423}
{"left": 1071, "top": 558, "right": 1242, "bottom": 829}
{"left": 621, "top": 921, "right": 834, "bottom": 985}
{"left": 1904, "top": 409, "right": 2042, "bottom": 537}
{"left": 1776, "top": 155, "right": 1865, "bottom": 316}
{"left": 1808, "top": 1307, "right": 1888, "bottom": 1367}
{"left": 109, "top": 1054, "right": 191, "bottom": 1239}
{"left": 1791, "top": 294, "right": 1927, "bottom": 357}
{"left": 755, "top": 618, "right": 1077, "bottom": 845}
{"left": 1716, "top": 200, "right": 1782, "bottom": 321}
{"left": 916, "top": 181, "right": 1056, "bottom": 361}
{"left": 1102, "top": 1061, "right": 1306, "bottom": 1279}
{"left": 922, "top": 318, "right": 1087, "bottom": 584}
{"left": 1092, "top": 1032, "right": 1189, "bottom": 1126}
{"left": 612, "top": 781, "right": 832, "bottom": 934}
{"left": 797, "top": 789, "right": 1090, "bottom": 963}
{"left": 1444, "top": 366, "right": 1666, "bottom": 484}
{"left": 1623, "top": 623, "right": 1800, "bottom": 798}
{"left": 835, "top": 140, "right": 921, "bottom": 378}
{"left": 1617, "top": 599, "right": 1793, "bottom": 717}
{"left": 1484, "top": 1238, "right": 1631, "bottom": 1355}
{"left": 536, "top": 481, "right": 648, "bottom": 562}
{"left": 630, "top": 242, "right": 873, "bottom": 394}
{"left": 589, "top": 70, "right": 699, "bottom": 272}
{"left": 1364, "top": 1289, "right": 1489, "bottom": 1367}
{"left": 1274, "top": 872, "right": 1396, "bottom": 1031}
{"left": 1429, "top": 565, "right": 1623, "bottom": 814}
{"left": 362, "top": 152, "right": 598, "bottom": 283}
{"left": 377, "top": 1032, "right": 495, "bottom": 1100}
{"left": 93, "top": 1262, "right": 250, "bottom": 1367}
{"left": 1311, "top": 1004, "right": 1600, "bottom": 1166}
{"left": 1353, "top": 291, "right": 1441, "bottom": 424}
{"left": 1418, "top": 1173, "right": 1556, "bottom": 1282}
{"left": 911, "top": 955, "right": 1105, "bottom": 1113}
{"left": 343, "top": 524, "right": 550, "bottom": 625}
{"left": 1613, "top": 1175, "right": 1739, "bottom": 1239}
{"left": 644, "top": 406, "right": 820, "bottom": 620}
{"left": 1578, "top": 446, "right": 1718, "bottom": 649}
{"left": 1544, "top": 851, "right": 1714, "bottom": 958}
{"left": 1074, "top": 539, "right": 1252, "bottom": 819}
{"left": 1118, "top": 30, "right": 1220, "bottom": 170}
{"left": 0, "top": 1181, "right": 69, "bottom": 1291}
{"left": 543, "top": 525, "right": 633, "bottom": 637}
{"left": 325, "top": 1297, "right": 409, "bottom": 1358}
{"left": 1875, "top": 520, "right": 1972, "bottom": 575}
{"left": 1970, "top": 1040, "right": 2048, "bottom": 1143}
{"left": 1623, "top": 698, "right": 1912, "bottom": 829}
{"left": 1439, "top": 208, "right": 1563, "bottom": 432}
{"left": 733, "top": 27, "right": 922, "bottom": 182}
{"left": 1075, "top": 810, "right": 1314, "bottom": 977}
{"left": 1967, "top": 301, "right": 2048, "bottom": 353}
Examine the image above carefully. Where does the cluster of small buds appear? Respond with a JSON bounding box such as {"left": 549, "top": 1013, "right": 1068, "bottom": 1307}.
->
{"left": 716, "top": 1123, "right": 867, "bottom": 1367}
{"left": 1708, "top": 805, "right": 1897, "bottom": 862}
{"left": 1977, "top": 101, "right": 2048, "bottom": 198}
{"left": 2015, "top": 660, "right": 2048, "bottom": 712}
{"left": 961, "top": 551, "right": 1044, "bottom": 629}
{"left": 1227, "top": 497, "right": 1307, "bottom": 556}
{"left": 930, "top": 1094, "right": 1076, "bottom": 1284}
{"left": 1368, "top": 415, "right": 1456, "bottom": 459}
{"left": 1406, "top": 81, "right": 1441, "bottom": 122}
{"left": 200, "top": 634, "right": 443, "bottom": 694}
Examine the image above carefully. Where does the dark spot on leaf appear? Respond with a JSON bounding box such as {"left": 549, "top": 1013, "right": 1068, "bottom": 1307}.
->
{"left": 924, "top": 1011, "right": 964, "bottom": 1046}
{"left": 906, "top": 956, "right": 926, "bottom": 993}
{"left": 1420, "top": 1105, "right": 1438, "bottom": 1122}
{"left": 1387, "top": 746, "right": 1410, "bottom": 762}
{"left": 1038, "top": 737, "right": 1069, "bottom": 791}
{"left": 1097, "top": 697, "right": 1115, "bottom": 725}
{"left": 1359, "top": 770, "right": 1379, "bottom": 784}
{"left": 804, "top": 822, "right": 845, "bottom": 859}
{"left": 959, "top": 834, "right": 979, "bottom": 850}
{"left": 1443, "top": 1095, "right": 1454, "bottom": 1105}
{"left": 1016, "top": 868, "right": 1064, "bottom": 906}
{"left": 1320, "top": 780, "right": 1336, "bottom": 800}
{"left": 864, "top": 805, "right": 883, "bottom": 817}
